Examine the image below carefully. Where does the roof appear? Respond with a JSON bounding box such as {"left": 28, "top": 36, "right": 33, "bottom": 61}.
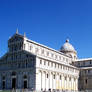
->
{"left": 80, "top": 67, "right": 92, "bottom": 69}
{"left": 75, "top": 58, "right": 92, "bottom": 62}
{"left": 60, "top": 39, "right": 76, "bottom": 53}
{"left": 26, "top": 38, "right": 72, "bottom": 58}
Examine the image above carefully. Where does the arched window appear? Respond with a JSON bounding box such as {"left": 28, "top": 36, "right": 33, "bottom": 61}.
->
{"left": 60, "top": 75, "right": 61, "bottom": 80}
{"left": 24, "top": 75, "right": 27, "bottom": 79}
{"left": 12, "top": 72, "right": 16, "bottom": 76}
{"left": 2, "top": 76, "right": 5, "bottom": 80}
{"left": 53, "top": 74, "right": 55, "bottom": 79}
{"left": 85, "top": 79, "right": 87, "bottom": 84}
{"left": 47, "top": 74, "right": 48, "bottom": 78}
{"left": 74, "top": 56, "right": 76, "bottom": 59}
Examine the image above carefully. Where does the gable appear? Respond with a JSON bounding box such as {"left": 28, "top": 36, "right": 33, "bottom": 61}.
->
{"left": 0, "top": 53, "right": 8, "bottom": 62}
{"left": 8, "top": 34, "right": 24, "bottom": 43}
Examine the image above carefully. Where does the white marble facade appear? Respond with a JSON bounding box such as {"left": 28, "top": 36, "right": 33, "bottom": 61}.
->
{"left": 0, "top": 31, "right": 79, "bottom": 91}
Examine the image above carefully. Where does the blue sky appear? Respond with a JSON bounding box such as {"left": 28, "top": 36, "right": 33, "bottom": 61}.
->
{"left": 0, "top": 0, "right": 92, "bottom": 58}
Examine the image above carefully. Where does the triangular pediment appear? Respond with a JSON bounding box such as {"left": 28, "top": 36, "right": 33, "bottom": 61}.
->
{"left": 8, "top": 33, "right": 24, "bottom": 43}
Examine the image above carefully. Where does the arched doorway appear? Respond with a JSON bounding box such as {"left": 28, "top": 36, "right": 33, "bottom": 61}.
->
{"left": 23, "top": 75, "right": 28, "bottom": 89}
{"left": 12, "top": 72, "right": 16, "bottom": 89}
{"left": 2, "top": 76, "right": 5, "bottom": 89}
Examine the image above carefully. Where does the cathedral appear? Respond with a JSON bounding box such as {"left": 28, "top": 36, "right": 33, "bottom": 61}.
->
{"left": 0, "top": 31, "right": 91, "bottom": 91}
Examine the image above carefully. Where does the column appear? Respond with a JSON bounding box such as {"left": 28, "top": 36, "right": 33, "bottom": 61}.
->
{"left": 53, "top": 73, "right": 56, "bottom": 90}
{"left": 6, "top": 73, "right": 11, "bottom": 89}
{"left": 61, "top": 74, "right": 64, "bottom": 90}
{"left": 69, "top": 77, "right": 72, "bottom": 91}
{"left": 46, "top": 71, "right": 49, "bottom": 91}
{"left": 74, "top": 77, "right": 76, "bottom": 91}
{"left": 29, "top": 72, "right": 35, "bottom": 90}
{"left": 42, "top": 71, "right": 46, "bottom": 91}
{"left": 73, "top": 77, "right": 75, "bottom": 91}
{"left": 35, "top": 70, "right": 42, "bottom": 91}
{"left": 75, "top": 78, "right": 78, "bottom": 91}
{"left": 67, "top": 75, "right": 69, "bottom": 90}
{"left": 59, "top": 74, "right": 62, "bottom": 90}
{"left": 71, "top": 76, "right": 73, "bottom": 90}
{"left": 64, "top": 76, "right": 67, "bottom": 90}
{"left": 17, "top": 72, "right": 22, "bottom": 89}
{"left": 56, "top": 73, "right": 59, "bottom": 90}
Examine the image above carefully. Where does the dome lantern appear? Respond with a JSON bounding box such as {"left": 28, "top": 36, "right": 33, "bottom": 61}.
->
{"left": 66, "top": 39, "right": 69, "bottom": 43}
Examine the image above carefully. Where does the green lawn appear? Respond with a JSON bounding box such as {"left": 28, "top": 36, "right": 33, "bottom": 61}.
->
{"left": 0, "top": 90, "right": 12, "bottom": 92}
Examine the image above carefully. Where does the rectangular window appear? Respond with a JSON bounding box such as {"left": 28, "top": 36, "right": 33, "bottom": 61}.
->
{"left": 24, "top": 44, "right": 26, "bottom": 50}
{"left": 63, "top": 57, "right": 65, "bottom": 61}
{"left": 61, "top": 65, "right": 62, "bottom": 69}
{"left": 44, "top": 61, "right": 46, "bottom": 65}
{"left": 40, "top": 60, "right": 42, "bottom": 64}
{"left": 48, "top": 62, "right": 49, "bottom": 66}
{"left": 51, "top": 53, "right": 54, "bottom": 57}
{"left": 88, "top": 70, "right": 90, "bottom": 73}
{"left": 51, "top": 62, "right": 53, "bottom": 67}
{"left": 78, "top": 62, "right": 80, "bottom": 66}
{"left": 90, "top": 61, "right": 91, "bottom": 64}
{"left": 55, "top": 63, "right": 56, "bottom": 68}
{"left": 83, "top": 62, "right": 85, "bottom": 65}
{"left": 47, "top": 51, "right": 49, "bottom": 56}
{"left": 35, "top": 48, "right": 39, "bottom": 53}
{"left": 41, "top": 49, "right": 44, "bottom": 54}
{"left": 55, "top": 55, "right": 57, "bottom": 59}
{"left": 30, "top": 46, "right": 32, "bottom": 50}
{"left": 58, "top": 64, "right": 59, "bottom": 68}
{"left": 66, "top": 58, "right": 68, "bottom": 62}
{"left": 59, "top": 56, "right": 61, "bottom": 60}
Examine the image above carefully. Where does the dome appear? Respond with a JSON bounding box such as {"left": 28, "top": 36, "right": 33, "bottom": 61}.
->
{"left": 60, "top": 39, "right": 76, "bottom": 53}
